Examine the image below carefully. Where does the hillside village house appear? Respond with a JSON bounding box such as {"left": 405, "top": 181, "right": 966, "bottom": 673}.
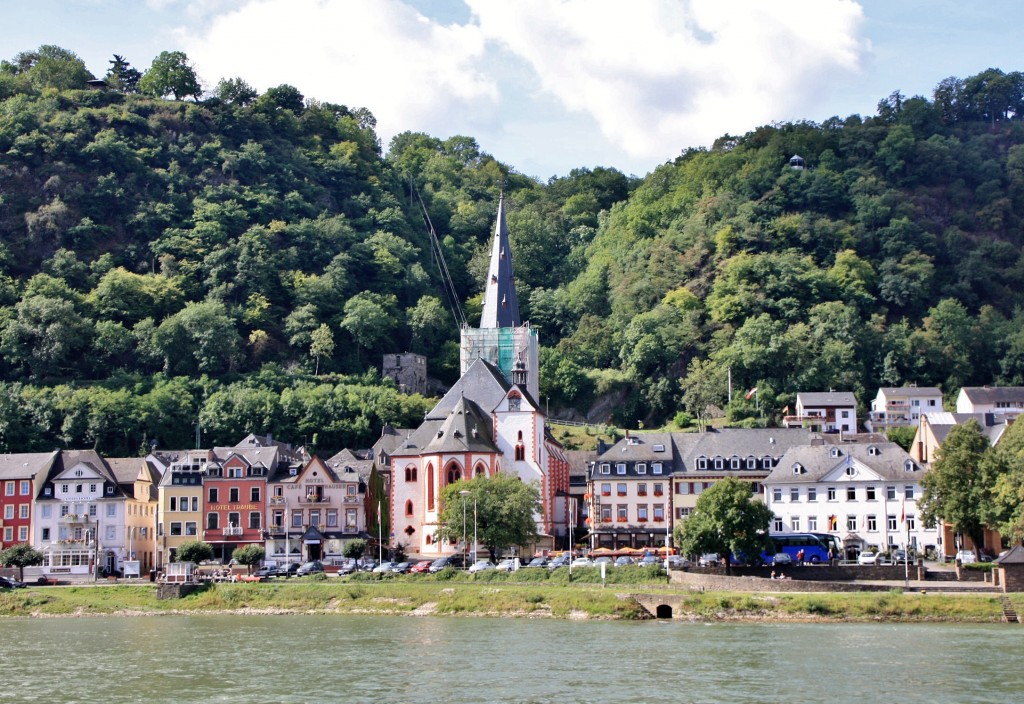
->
{"left": 783, "top": 391, "right": 858, "bottom": 433}
{"left": 153, "top": 449, "right": 208, "bottom": 567}
{"left": 866, "top": 386, "right": 943, "bottom": 432}
{"left": 105, "top": 457, "right": 161, "bottom": 575}
{"left": 763, "top": 439, "right": 937, "bottom": 558}
{"left": 956, "top": 386, "right": 1024, "bottom": 415}
{"left": 389, "top": 197, "right": 569, "bottom": 558}
{"left": 0, "top": 452, "right": 54, "bottom": 550}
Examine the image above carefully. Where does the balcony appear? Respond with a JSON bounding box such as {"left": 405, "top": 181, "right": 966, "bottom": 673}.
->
{"left": 268, "top": 497, "right": 285, "bottom": 505}
{"left": 298, "top": 495, "right": 327, "bottom": 505}
{"left": 61, "top": 514, "right": 89, "bottom": 523}
{"left": 223, "top": 526, "right": 243, "bottom": 537}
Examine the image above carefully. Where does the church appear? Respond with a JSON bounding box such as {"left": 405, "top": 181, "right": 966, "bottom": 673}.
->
{"left": 388, "top": 196, "right": 570, "bottom": 557}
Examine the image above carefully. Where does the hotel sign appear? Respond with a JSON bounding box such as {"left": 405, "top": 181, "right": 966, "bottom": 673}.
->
{"left": 209, "top": 503, "right": 259, "bottom": 511}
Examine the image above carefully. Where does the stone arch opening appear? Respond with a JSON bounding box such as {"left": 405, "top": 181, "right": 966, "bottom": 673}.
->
{"left": 655, "top": 604, "right": 673, "bottom": 619}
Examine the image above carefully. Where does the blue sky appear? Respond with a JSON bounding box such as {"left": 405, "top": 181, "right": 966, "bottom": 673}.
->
{"left": 4, "top": 0, "right": 1023, "bottom": 180}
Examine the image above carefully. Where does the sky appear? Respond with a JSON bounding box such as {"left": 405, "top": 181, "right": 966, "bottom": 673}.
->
{"left": 4, "top": 0, "right": 1024, "bottom": 180}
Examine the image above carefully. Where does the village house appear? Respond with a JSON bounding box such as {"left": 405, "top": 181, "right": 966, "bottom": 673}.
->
{"left": 865, "top": 385, "right": 943, "bottom": 432}
{"left": 763, "top": 438, "right": 937, "bottom": 559}
{"left": 0, "top": 452, "right": 55, "bottom": 550}
{"left": 104, "top": 457, "right": 161, "bottom": 576}
{"left": 153, "top": 449, "right": 209, "bottom": 568}
{"left": 783, "top": 391, "right": 858, "bottom": 433}
{"left": 956, "top": 386, "right": 1024, "bottom": 415}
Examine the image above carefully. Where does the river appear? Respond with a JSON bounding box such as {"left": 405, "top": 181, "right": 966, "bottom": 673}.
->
{"left": 1, "top": 615, "right": 1019, "bottom": 703}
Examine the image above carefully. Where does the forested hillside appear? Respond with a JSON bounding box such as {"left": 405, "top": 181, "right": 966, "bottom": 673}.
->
{"left": 2, "top": 46, "right": 1024, "bottom": 453}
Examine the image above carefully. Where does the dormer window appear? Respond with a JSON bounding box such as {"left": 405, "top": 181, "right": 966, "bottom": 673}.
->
{"left": 904, "top": 460, "right": 915, "bottom": 472}
{"left": 830, "top": 448, "right": 841, "bottom": 458}
{"left": 713, "top": 457, "right": 724, "bottom": 470}
{"left": 792, "top": 463, "right": 803, "bottom": 475}
{"left": 730, "top": 458, "right": 741, "bottom": 470}
{"left": 696, "top": 457, "right": 708, "bottom": 470}
{"left": 600, "top": 463, "right": 610, "bottom": 475}
{"left": 653, "top": 444, "right": 665, "bottom": 453}
{"left": 652, "top": 462, "right": 663, "bottom": 474}
{"left": 636, "top": 463, "right": 647, "bottom": 474}
{"left": 627, "top": 436, "right": 640, "bottom": 446}
{"left": 867, "top": 446, "right": 879, "bottom": 456}
{"left": 616, "top": 463, "right": 626, "bottom": 475}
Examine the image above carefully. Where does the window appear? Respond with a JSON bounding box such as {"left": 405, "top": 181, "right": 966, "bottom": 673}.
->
{"left": 346, "top": 509, "right": 358, "bottom": 528}
{"left": 747, "top": 457, "right": 757, "bottom": 470}
{"left": 4, "top": 481, "right": 12, "bottom": 496}
{"left": 653, "top": 444, "right": 665, "bottom": 453}
{"left": 845, "top": 465, "right": 856, "bottom": 476}
{"left": 61, "top": 484, "right": 68, "bottom": 494}
{"left": 654, "top": 505, "right": 665, "bottom": 522}
{"left": 89, "top": 484, "right": 97, "bottom": 493}
{"left": 676, "top": 507, "right": 692, "bottom": 519}
{"left": 76, "top": 484, "right": 83, "bottom": 493}
{"left": 791, "top": 517, "right": 800, "bottom": 532}
{"left": 714, "top": 457, "right": 724, "bottom": 470}
{"left": 405, "top": 466, "right": 417, "bottom": 482}
{"left": 808, "top": 487, "right": 817, "bottom": 502}
{"left": 636, "top": 463, "right": 647, "bottom": 474}
{"left": 730, "top": 458, "right": 741, "bottom": 470}
{"left": 827, "top": 487, "right": 836, "bottom": 501}
{"left": 229, "top": 487, "right": 240, "bottom": 503}
{"left": 226, "top": 512, "right": 240, "bottom": 528}
{"left": 790, "top": 488, "right": 800, "bottom": 502}
{"left": 311, "top": 511, "right": 321, "bottom": 527}
{"left": 191, "top": 497, "right": 199, "bottom": 512}
{"left": 3, "top": 527, "right": 11, "bottom": 542}
{"left": 792, "top": 463, "right": 803, "bottom": 475}
{"left": 292, "top": 510, "right": 302, "bottom": 528}
{"left": 696, "top": 457, "right": 708, "bottom": 470}
{"left": 772, "top": 488, "right": 783, "bottom": 502}
{"left": 653, "top": 483, "right": 663, "bottom": 496}
{"left": 600, "top": 464, "right": 610, "bottom": 475}
{"left": 209, "top": 488, "right": 219, "bottom": 504}
{"left": 42, "top": 527, "right": 50, "bottom": 541}
{"left": 616, "top": 463, "right": 626, "bottom": 475}
{"left": 327, "top": 510, "right": 338, "bottom": 527}
{"left": 904, "top": 486, "right": 915, "bottom": 500}
{"left": 763, "top": 455, "right": 774, "bottom": 468}
{"left": 181, "top": 522, "right": 195, "bottom": 536}
{"left": 637, "top": 483, "right": 647, "bottom": 496}
{"left": 249, "top": 512, "right": 261, "bottom": 529}
{"left": 678, "top": 483, "right": 690, "bottom": 495}
{"left": 170, "top": 522, "right": 183, "bottom": 536}
{"left": 16, "top": 526, "right": 26, "bottom": 542}
{"left": 827, "top": 515, "right": 838, "bottom": 531}
{"left": 841, "top": 410, "right": 849, "bottom": 418}
{"left": 906, "top": 514, "right": 916, "bottom": 530}
{"left": 19, "top": 504, "right": 29, "bottom": 519}
{"left": 904, "top": 460, "right": 915, "bottom": 472}
{"left": 106, "top": 525, "right": 116, "bottom": 541}
{"left": 106, "top": 504, "right": 115, "bottom": 517}
{"left": 3, "top": 505, "right": 12, "bottom": 519}
{"left": 601, "top": 483, "right": 611, "bottom": 496}
{"left": 808, "top": 516, "right": 817, "bottom": 531}
{"left": 41, "top": 505, "right": 51, "bottom": 518}
{"left": 405, "top": 500, "right": 414, "bottom": 516}
{"left": 637, "top": 505, "right": 649, "bottom": 522}
{"left": 867, "top": 515, "right": 877, "bottom": 532}
{"left": 250, "top": 487, "right": 260, "bottom": 502}
{"left": 846, "top": 515, "right": 857, "bottom": 531}
{"left": 601, "top": 506, "right": 612, "bottom": 522}
{"left": 773, "top": 517, "right": 783, "bottom": 532}
{"left": 169, "top": 496, "right": 177, "bottom": 511}
{"left": 60, "top": 505, "right": 69, "bottom": 517}
{"left": 846, "top": 487, "right": 856, "bottom": 501}
{"left": 19, "top": 481, "right": 29, "bottom": 495}
{"left": 886, "top": 486, "right": 896, "bottom": 500}
{"left": 106, "top": 486, "right": 114, "bottom": 495}
{"left": 616, "top": 505, "right": 628, "bottom": 522}
{"left": 514, "top": 442, "right": 525, "bottom": 461}
{"left": 617, "top": 483, "right": 627, "bottom": 496}
{"left": 866, "top": 486, "right": 876, "bottom": 501}
{"left": 887, "top": 515, "right": 897, "bottom": 531}
{"left": 652, "top": 462, "right": 663, "bottom": 474}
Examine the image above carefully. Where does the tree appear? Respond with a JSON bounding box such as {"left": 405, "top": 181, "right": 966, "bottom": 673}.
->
{"left": 675, "top": 477, "right": 774, "bottom": 574}
{"left": 215, "top": 77, "right": 258, "bottom": 106}
{"left": 2, "top": 45, "right": 92, "bottom": 90}
{"left": 309, "top": 323, "right": 335, "bottom": 375}
{"left": 343, "top": 538, "right": 367, "bottom": 563}
{"left": 920, "top": 421, "right": 996, "bottom": 555}
{"left": 105, "top": 54, "right": 141, "bottom": 93}
{"left": 0, "top": 543, "right": 43, "bottom": 581}
{"left": 139, "top": 51, "right": 201, "bottom": 101}
{"left": 341, "top": 292, "right": 398, "bottom": 357}
{"left": 680, "top": 359, "right": 727, "bottom": 432}
{"left": 231, "top": 544, "right": 265, "bottom": 574}
{"left": 176, "top": 540, "right": 214, "bottom": 564}
{"left": 438, "top": 474, "right": 541, "bottom": 562}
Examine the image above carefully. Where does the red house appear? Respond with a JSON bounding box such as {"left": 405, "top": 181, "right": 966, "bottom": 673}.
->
{"left": 0, "top": 453, "right": 57, "bottom": 550}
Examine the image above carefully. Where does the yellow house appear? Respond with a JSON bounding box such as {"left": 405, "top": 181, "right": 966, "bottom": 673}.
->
{"left": 153, "top": 451, "right": 208, "bottom": 568}
{"left": 105, "top": 457, "right": 162, "bottom": 575}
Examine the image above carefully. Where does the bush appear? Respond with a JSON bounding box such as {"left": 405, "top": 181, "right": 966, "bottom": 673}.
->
{"left": 674, "top": 411, "right": 692, "bottom": 428}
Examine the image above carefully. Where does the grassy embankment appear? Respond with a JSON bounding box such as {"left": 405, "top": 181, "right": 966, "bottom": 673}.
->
{"left": 0, "top": 568, "right": 1019, "bottom": 622}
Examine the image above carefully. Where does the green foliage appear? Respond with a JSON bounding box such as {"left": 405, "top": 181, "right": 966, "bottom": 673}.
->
{"left": 176, "top": 540, "right": 214, "bottom": 564}
{"left": 231, "top": 544, "right": 265, "bottom": 572}
{"left": 342, "top": 539, "right": 367, "bottom": 560}
{"left": 139, "top": 51, "right": 201, "bottom": 101}
{"left": 0, "top": 543, "right": 44, "bottom": 580}
{"left": 677, "top": 477, "right": 774, "bottom": 572}
{"left": 437, "top": 474, "right": 542, "bottom": 561}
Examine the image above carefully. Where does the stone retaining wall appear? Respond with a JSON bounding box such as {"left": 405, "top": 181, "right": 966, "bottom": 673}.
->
{"left": 670, "top": 570, "right": 905, "bottom": 593}
{"left": 156, "top": 582, "right": 205, "bottom": 600}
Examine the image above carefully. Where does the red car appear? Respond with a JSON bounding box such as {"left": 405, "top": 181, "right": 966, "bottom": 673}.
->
{"left": 408, "top": 561, "right": 431, "bottom": 574}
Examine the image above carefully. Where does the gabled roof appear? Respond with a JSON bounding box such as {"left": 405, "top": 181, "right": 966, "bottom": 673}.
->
{"left": 422, "top": 397, "right": 500, "bottom": 454}
{"left": 995, "top": 545, "right": 1024, "bottom": 565}
{"left": 322, "top": 449, "right": 374, "bottom": 483}
{"left": 877, "top": 386, "right": 942, "bottom": 398}
{"left": 765, "top": 441, "right": 920, "bottom": 484}
{"left": 596, "top": 432, "right": 676, "bottom": 463}
{"left": 682, "top": 428, "right": 814, "bottom": 467}
{"left": 480, "top": 194, "right": 521, "bottom": 328}
{"left": 371, "top": 425, "right": 412, "bottom": 464}
{"left": 797, "top": 391, "right": 857, "bottom": 407}
{"left": 41, "top": 450, "right": 126, "bottom": 499}
{"left": 923, "top": 413, "right": 1010, "bottom": 447}
{"left": 959, "top": 386, "right": 1024, "bottom": 404}
{"left": 105, "top": 457, "right": 162, "bottom": 500}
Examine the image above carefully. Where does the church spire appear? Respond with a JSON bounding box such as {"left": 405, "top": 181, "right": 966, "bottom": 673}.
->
{"left": 480, "top": 194, "right": 520, "bottom": 328}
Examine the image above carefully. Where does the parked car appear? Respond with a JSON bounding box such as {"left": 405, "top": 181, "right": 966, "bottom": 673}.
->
{"left": 495, "top": 558, "right": 520, "bottom": 572}
{"left": 358, "top": 559, "right": 379, "bottom": 572}
{"left": 253, "top": 565, "right": 279, "bottom": 578}
{"left": 956, "top": 549, "right": 978, "bottom": 564}
{"left": 772, "top": 552, "right": 794, "bottom": 566}
{"left": 427, "top": 556, "right": 464, "bottom": 573}
{"left": 666, "top": 555, "right": 690, "bottom": 569}
{"left": 525, "top": 556, "right": 549, "bottom": 568}
{"left": 891, "top": 550, "right": 912, "bottom": 565}
{"left": 547, "top": 554, "right": 571, "bottom": 570}
{"left": 570, "top": 557, "right": 594, "bottom": 568}
{"left": 857, "top": 551, "right": 881, "bottom": 566}
{"left": 593, "top": 556, "right": 614, "bottom": 568}
{"left": 469, "top": 559, "right": 495, "bottom": 573}
{"left": 637, "top": 555, "right": 661, "bottom": 568}
{"left": 698, "top": 553, "right": 720, "bottom": 567}
{"left": 281, "top": 562, "right": 300, "bottom": 577}
{"left": 409, "top": 561, "right": 432, "bottom": 574}
{"left": 0, "top": 575, "right": 26, "bottom": 589}
{"left": 296, "top": 560, "right": 324, "bottom": 576}
{"left": 613, "top": 556, "right": 636, "bottom": 567}
{"left": 372, "top": 561, "right": 396, "bottom": 573}
{"left": 391, "top": 562, "right": 412, "bottom": 574}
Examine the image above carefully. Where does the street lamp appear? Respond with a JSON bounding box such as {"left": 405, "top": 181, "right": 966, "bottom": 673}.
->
{"left": 459, "top": 490, "right": 470, "bottom": 566}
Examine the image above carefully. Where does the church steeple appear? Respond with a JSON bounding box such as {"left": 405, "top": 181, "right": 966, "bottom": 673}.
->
{"left": 480, "top": 194, "right": 520, "bottom": 328}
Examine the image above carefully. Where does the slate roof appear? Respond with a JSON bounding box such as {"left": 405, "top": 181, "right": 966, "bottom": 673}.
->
{"left": 877, "top": 386, "right": 942, "bottom": 398}
{"left": 105, "top": 457, "right": 162, "bottom": 501}
{"left": 681, "top": 428, "right": 815, "bottom": 468}
{"left": 797, "top": 391, "right": 858, "bottom": 407}
{"left": 322, "top": 449, "right": 374, "bottom": 484}
{"left": 0, "top": 451, "right": 58, "bottom": 481}
{"left": 423, "top": 397, "right": 501, "bottom": 454}
{"left": 924, "top": 413, "right": 1010, "bottom": 446}
{"left": 428, "top": 358, "right": 510, "bottom": 419}
{"left": 480, "top": 194, "right": 521, "bottom": 328}
{"left": 39, "top": 450, "right": 127, "bottom": 499}
{"left": 596, "top": 431, "right": 676, "bottom": 463}
{"left": 765, "top": 441, "right": 920, "bottom": 484}
{"left": 995, "top": 545, "right": 1024, "bottom": 565}
{"left": 959, "top": 386, "right": 1024, "bottom": 405}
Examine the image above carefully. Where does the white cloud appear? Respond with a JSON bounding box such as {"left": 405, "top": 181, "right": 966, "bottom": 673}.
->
{"left": 468, "top": 0, "right": 867, "bottom": 159}
{"left": 182, "top": 0, "right": 498, "bottom": 149}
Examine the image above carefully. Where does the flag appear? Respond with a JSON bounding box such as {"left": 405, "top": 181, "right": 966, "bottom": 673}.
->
{"left": 782, "top": 405, "right": 790, "bottom": 414}
{"left": 745, "top": 387, "right": 758, "bottom": 400}
{"left": 900, "top": 495, "right": 906, "bottom": 525}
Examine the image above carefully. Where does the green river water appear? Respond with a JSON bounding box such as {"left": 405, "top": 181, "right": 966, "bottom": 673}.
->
{"left": 1, "top": 615, "right": 1019, "bottom": 703}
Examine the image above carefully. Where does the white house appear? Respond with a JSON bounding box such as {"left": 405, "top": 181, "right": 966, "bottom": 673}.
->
{"left": 784, "top": 391, "right": 858, "bottom": 433}
{"left": 866, "top": 386, "right": 943, "bottom": 432}
{"left": 763, "top": 440, "right": 937, "bottom": 558}
{"left": 956, "top": 386, "right": 1024, "bottom": 415}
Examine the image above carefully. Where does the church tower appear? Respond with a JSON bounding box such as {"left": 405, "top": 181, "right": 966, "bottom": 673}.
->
{"left": 460, "top": 195, "right": 540, "bottom": 401}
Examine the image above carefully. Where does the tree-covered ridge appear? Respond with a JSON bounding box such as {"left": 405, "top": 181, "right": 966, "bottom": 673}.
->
{"left": 2, "top": 46, "right": 1024, "bottom": 451}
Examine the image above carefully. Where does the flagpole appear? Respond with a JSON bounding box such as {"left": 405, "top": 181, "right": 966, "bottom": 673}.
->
{"left": 727, "top": 367, "right": 732, "bottom": 404}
